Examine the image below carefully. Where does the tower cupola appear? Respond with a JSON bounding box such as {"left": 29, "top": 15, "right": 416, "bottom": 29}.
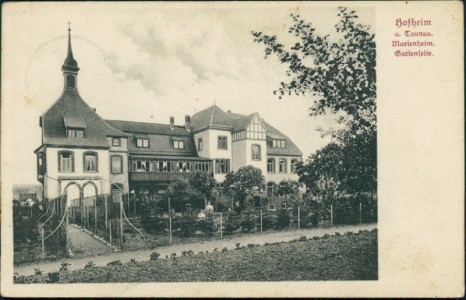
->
{"left": 62, "top": 23, "right": 79, "bottom": 90}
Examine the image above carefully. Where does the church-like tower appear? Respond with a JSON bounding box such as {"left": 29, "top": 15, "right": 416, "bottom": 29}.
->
{"left": 62, "top": 25, "right": 80, "bottom": 90}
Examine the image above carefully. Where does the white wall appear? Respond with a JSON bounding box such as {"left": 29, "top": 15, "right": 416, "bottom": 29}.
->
{"left": 264, "top": 155, "right": 300, "bottom": 184}
{"left": 107, "top": 137, "right": 129, "bottom": 193}
{"left": 194, "top": 130, "right": 210, "bottom": 158}
{"left": 44, "top": 147, "right": 111, "bottom": 198}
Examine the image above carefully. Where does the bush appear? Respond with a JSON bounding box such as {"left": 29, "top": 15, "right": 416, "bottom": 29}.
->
{"left": 150, "top": 252, "right": 160, "bottom": 261}
{"left": 224, "top": 214, "right": 240, "bottom": 235}
{"left": 107, "top": 260, "right": 123, "bottom": 267}
{"left": 276, "top": 209, "right": 290, "bottom": 230}
{"left": 240, "top": 212, "right": 256, "bottom": 233}
{"left": 176, "top": 209, "right": 197, "bottom": 237}
{"left": 261, "top": 212, "right": 277, "bottom": 231}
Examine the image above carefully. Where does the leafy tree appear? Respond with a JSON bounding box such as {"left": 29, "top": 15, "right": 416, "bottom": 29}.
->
{"left": 251, "top": 7, "right": 376, "bottom": 134}
{"left": 189, "top": 171, "right": 217, "bottom": 208}
{"left": 277, "top": 179, "right": 301, "bottom": 207}
{"left": 252, "top": 7, "right": 377, "bottom": 205}
{"left": 223, "top": 166, "right": 265, "bottom": 208}
{"left": 167, "top": 176, "right": 193, "bottom": 211}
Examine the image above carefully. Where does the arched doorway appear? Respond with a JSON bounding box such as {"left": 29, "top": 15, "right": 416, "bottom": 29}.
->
{"left": 64, "top": 182, "right": 81, "bottom": 207}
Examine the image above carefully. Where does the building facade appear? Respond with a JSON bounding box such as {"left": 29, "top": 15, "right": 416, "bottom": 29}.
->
{"left": 35, "top": 29, "right": 302, "bottom": 204}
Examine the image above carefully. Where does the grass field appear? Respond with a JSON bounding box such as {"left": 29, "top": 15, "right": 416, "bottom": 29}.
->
{"left": 15, "top": 229, "right": 377, "bottom": 283}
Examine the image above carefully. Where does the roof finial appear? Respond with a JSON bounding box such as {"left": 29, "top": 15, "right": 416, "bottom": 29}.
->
{"left": 62, "top": 22, "right": 79, "bottom": 72}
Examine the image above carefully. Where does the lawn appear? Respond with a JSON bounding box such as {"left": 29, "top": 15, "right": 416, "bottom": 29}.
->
{"left": 15, "top": 229, "right": 377, "bottom": 283}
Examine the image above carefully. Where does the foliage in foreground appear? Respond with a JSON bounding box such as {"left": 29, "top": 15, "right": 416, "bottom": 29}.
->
{"left": 15, "top": 229, "right": 377, "bottom": 283}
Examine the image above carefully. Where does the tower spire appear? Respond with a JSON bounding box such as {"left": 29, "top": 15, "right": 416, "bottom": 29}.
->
{"left": 62, "top": 23, "right": 79, "bottom": 90}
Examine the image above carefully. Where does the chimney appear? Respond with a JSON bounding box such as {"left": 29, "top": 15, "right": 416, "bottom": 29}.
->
{"left": 185, "top": 115, "right": 191, "bottom": 132}
{"left": 169, "top": 116, "right": 175, "bottom": 131}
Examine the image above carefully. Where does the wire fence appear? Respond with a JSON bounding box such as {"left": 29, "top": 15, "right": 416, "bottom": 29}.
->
{"left": 14, "top": 192, "right": 376, "bottom": 263}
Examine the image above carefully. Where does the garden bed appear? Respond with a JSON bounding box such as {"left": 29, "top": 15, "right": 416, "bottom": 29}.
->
{"left": 15, "top": 229, "right": 377, "bottom": 283}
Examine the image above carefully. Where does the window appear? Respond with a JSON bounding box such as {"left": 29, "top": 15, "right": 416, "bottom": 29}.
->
{"left": 83, "top": 152, "right": 98, "bottom": 172}
{"left": 58, "top": 151, "right": 74, "bottom": 172}
{"left": 37, "top": 152, "right": 46, "bottom": 175}
{"left": 267, "top": 158, "right": 275, "bottom": 173}
{"left": 218, "top": 136, "right": 228, "bottom": 149}
{"left": 136, "top": 138, "right": 149, "bottom": 148}
{"left": 279, "top": 158, "right": 287, "bottom": 173}
{"left": 67, "top": 129, "right": 84, "bottom": 138}
{"left": 272, "top": 139, "right": 286, "bottom": 148}
{"left": 133, "top": 160, "right": 150, "bottom": 172}
{"left": 198, "top": 138, "right": 203, "bottom": 151}
{"left": 251, "top": 144, "right": 261, "bottom": 160}
{"left": 112, "top": 138, "right": 121, "bottom": 146}
{"left": 173, "top": 140, "right": 185, "bottom": 149}
{"left": 66, "top": 75, "right": 75, "bottom": 88}
{"left": 215, "top": 159, "right": 230, "bottom": 174}
{"left": 290, "top": 159, "right": 298, "bottom": 173}
{"left": 111, "top": 156, "right": 123, "bottom": 174}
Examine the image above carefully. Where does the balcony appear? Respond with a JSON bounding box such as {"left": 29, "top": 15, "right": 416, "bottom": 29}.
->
{"left": 129, "top": 172, "right": 191, "bottom": 182}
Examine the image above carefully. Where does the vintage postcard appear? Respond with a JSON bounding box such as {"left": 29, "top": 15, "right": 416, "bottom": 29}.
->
{"left": 1, "top": 1, "right": 463, "bottom": 297}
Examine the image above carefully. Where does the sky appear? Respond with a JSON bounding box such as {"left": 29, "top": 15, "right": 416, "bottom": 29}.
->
{"left": 2, "top": 2, "right": 374, "bottom": 185}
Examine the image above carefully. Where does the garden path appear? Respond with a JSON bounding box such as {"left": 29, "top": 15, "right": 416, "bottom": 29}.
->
{"left": 15, "top": 223, "right": 377, "bottom": 276}
{"left": 67, "top": 225, "right": 111, "bottom": 258}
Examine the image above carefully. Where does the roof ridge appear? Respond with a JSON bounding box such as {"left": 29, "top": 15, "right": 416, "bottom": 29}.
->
{"left": 209, "top": 105, "right": 215, "bottom": 125}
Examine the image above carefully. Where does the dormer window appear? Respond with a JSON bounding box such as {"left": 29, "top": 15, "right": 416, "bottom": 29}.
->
{"left": 64, "top": 117, "right": 86, "bottom": 138}
{"left": 67, "top": 129, "right": 84, "bottom": 138}
{"left": 173, "top": 140, "right": 185, "bottom": 150}
{"left": 272, "top": 139, "right": 286, "bottom": 148}
{"left": 136, "top": 138, "right": 149, "bottom": 148}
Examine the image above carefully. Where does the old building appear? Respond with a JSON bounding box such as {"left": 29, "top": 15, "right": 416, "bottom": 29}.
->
{"left": 35, "top": 29, "right": 302, "bottom": 205}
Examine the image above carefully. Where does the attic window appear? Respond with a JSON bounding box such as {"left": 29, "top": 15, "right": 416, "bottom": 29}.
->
{"left": 272, "top": 139, "right": 286, "bottom": 148}
{"left": 173, "top": 140, "right": 185, "bottom": 150}
{"left": 64, "top": 117, "right": 86, "bottom": 138}
{"left": 67, "top": 129, "right": 84, "bottom": 138}
{"left": 136, "top": 138, "right": 149, "bottom": 148}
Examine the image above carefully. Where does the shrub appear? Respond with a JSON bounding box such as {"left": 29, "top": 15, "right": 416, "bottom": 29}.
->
{"left": 240, "top": 212, "right": 256, "bottom": 233}
{"left": 176, "top": 209, "right": 198, "bottom": 237}
{"left": 84, "top": 261, "right": 96, "bottom": 269}
{"left": 59, "top": 261, "right": 70, "bottom": 272}
{"left": 107, "top": 260, "right": 122, "bottom": 267}
{"left": 261, "top": 212, "right": 277, "bottom": 231}
{"left": 47, "top": 271, "right": 60, "bottom": 283}
{"left": 224, "top": 214, "right": 240, "bottom": 235}
{"left": 276, "top": 209, "right": 290, "bottom": 229}
{"left": 150, "top": 252, "right": 160, "bottom": 261}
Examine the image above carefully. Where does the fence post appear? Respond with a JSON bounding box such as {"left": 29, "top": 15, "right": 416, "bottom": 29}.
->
{"left": 119, "top": 198, "right": 124, "bottom": 249}
{"left": 109, "top": 220, "right": 112, "bottom": 251}
{"left": 298, "top": 206, "right": 300, "bottom": 230}
{"left": 254, "top": 213, "right": 257, "bottom": 234}
{"left": 168, "top": 196, "right": 172, "bottom": 245}
{"left": 260, "top": 209, "right": 263, "bottom": 234}
{"left": 220, "top": 212, "right": 223, "bottom": 238}
{"left": 94, "top": 197, "right": 98, "bottom": 234}
{"left": 41, "top": 226, "right": 45, "bottom": 260}
{"left": 359, "top": 202, "right": 362, "bottom": 225}
{"left": 330, "top": 204, "right": 333, "bottom": 226}
{"left": 105, "top": 195, "right": 108, "bottom": 229}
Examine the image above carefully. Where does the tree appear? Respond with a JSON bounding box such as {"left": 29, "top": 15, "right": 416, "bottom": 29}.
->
{"left": 276, "top": 179, "right": 301, "bottom": 207}
{"left": 252, "top": 7, "right": 377, "bottom": 205}
{"left": 251, "top": 7, "right": 376, "bottom": 134}
{"left": 223, "top": 166, "right": 265, "bottom": 208}
{"left": 167, "top": 176, "right": 193, "bottom": 212}
{"left": 189, "top": 171, "right": 217, "bottom": 208}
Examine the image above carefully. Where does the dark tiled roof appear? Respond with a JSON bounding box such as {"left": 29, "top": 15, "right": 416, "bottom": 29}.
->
{"left": 191, "top": 105, "right": 302, "bottom": 156}
{"left": 263, "top": 121, "right": 303, "bottom": 156}
{"left": 105, "top": 120, "right": 198, "bottom": 157}
{"left": 42, "top": 90, "right": 127, "bottom": 148}
{"left": 105, "top": 120, "right": 190, "bottom": 136}
{"left": 191, "top": 105, "right": 233, "bottom": 131}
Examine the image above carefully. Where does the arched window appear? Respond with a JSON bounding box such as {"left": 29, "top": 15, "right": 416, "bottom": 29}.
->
{"left": 58, "top": 151, "right": 74, "bottom": 172}
{"left": 279, "top": 158, "right": 287, "bottom": 173}
{"left": 267, "top": 158, "right": 275, "bottom": 173}
{"left": 66, "top": 75, "right": 76, "bottom": 88}
{"left": 83, "top": 152, "right": 98, "bottom": 172}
